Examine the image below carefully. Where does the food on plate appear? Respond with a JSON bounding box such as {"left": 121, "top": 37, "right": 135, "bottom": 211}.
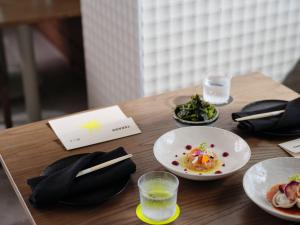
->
{"left": 181, "top": 143, "right": 222, "bottom": 174}
{"left": 174, "top": 94, "right": 217, "bottom": 122}
{"left": 266, "top": 175, "right": 300, "bottom": 214}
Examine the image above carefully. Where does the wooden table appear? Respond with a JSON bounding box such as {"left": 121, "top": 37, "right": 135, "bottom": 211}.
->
{"left": 0, "top": 0, "right": 80, "bottom": 26}
{"left": 0, "top": 73, "right": 299, "bottom": 225}
{"left": 0, "top": 0, "right": 80, "bottom": 122}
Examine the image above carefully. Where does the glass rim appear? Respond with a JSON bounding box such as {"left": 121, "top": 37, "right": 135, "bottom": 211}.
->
{"left": 203, "top": 70, "right": 232, "bottom": 77}
{"left": 202, "top": 74, "right": 232, "bottom": 86}
{"left": 203, "top": 75, "right": 232, "bottom": 80}
{"left": 137, "top": 171, "right": 179, "bottom": 192}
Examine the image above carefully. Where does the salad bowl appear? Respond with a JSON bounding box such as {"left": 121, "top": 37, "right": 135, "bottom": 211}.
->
{"left": 173, "top": 94, "right": 219, "bottom": 125}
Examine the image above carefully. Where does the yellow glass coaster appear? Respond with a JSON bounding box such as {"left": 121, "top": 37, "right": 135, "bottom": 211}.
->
{"left": 136, "top": 204, "right": 180, "bottom": 225}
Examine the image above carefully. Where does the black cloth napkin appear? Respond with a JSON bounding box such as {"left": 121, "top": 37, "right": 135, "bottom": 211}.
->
{"left": 232, "top": 97, "right": 300, "bottom": 132}
{"left": 27, "top": 147, "right": 136, "bottom": 208}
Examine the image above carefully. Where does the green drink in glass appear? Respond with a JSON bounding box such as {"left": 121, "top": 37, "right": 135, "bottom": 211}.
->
{"left": 138, "top": 171, "right": 179, "bottom": 221}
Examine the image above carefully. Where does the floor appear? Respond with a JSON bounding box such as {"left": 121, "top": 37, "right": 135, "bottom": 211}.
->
{"left": 0, "top": 168, "right": 30, "bottom": 225}
{"left": 0, "top": 28, "right": 299, "bottom": 225}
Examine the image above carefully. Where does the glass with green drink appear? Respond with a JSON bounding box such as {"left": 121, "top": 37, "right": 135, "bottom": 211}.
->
{"left": 138, "top": 171, "right": 179, "bottom": 221}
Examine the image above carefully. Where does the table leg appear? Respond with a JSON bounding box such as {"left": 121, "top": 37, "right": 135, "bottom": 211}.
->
{"left": 17, "top": 25, "right": 41, "bottom": 122}
{"left": 0, "top": 30, "right": 12, "bottom": 128}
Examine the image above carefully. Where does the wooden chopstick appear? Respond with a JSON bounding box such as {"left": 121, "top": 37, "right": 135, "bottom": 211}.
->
{"left": 235, "top": 110, "right": 285, "bottom": 122}
{"left": 76, "top": 154, "right": 133, "bottom": 178}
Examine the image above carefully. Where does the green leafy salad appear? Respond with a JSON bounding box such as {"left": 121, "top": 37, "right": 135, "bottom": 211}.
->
{"left": 175, "top": 94, "right": 217, "bottom": 122}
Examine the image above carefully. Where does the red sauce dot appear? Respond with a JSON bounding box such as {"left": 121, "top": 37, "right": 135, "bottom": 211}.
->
{"left": 222, "top": 152, "right": 229, "bottom": 157}
{"left": 185, "top": 145, "right": 192, "bottom": 150}
{"left": 175, "top": 155, "right": 178, "bottom": 157}
{"left": 215, "top": 170, "right": 222, "bottom": 174}
{"left": 182, "top": 152, "right": 186, "bottom": 155}
{"left": 172, "top": 161, "right": 179, "bottom": 166}
{"left": 210, "top": 144, "right": 215, "bottom": 148}
{"left": 222, "top": 163, "right": 225, "bottom": 167}
{"left": 184, "top": 169, "right": 187, "bottom": 171}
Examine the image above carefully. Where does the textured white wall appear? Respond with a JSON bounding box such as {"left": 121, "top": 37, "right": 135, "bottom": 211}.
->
{"left": 82, "top": 0, "right": 300, "bottom": 106}
{"left": 81, "top": 0, "right": 142, "bottom": 107}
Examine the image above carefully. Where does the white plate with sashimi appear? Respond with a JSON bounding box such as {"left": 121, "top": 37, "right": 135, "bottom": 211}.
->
{"left": 153, "top": 126, "right": 251, "bottom": 181}
{"left": 243, "top": 157, "right": 300, "bottom": 222}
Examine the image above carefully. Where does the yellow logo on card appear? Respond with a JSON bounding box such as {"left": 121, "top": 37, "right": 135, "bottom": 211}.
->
{"left": 81, "top": 119, "right": 102, "bottom": 133}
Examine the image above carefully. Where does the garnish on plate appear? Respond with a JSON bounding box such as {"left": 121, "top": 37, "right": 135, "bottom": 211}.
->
{"left": 266, "top": 174, "right": 300, "bottom": 215}
{"left": 174, "top": 94, "right": 217, "bottom": 122}
{"left": 180, "top": 143, "right": 222, "bottom": 174}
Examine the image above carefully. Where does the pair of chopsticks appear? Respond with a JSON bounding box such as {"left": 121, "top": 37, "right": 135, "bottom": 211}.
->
{"left": 76, "top": 154, "right": 133, "bottom": 178}
{"left": 235, "top": 110, "right": 284, "bottom": 122}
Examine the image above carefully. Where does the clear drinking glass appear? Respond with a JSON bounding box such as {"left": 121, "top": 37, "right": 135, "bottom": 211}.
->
{"left": 138, "top": 171, "right": 179, "bottom": 221}
{"left": 203, "top": 73, "right": 231, "bottom": 105}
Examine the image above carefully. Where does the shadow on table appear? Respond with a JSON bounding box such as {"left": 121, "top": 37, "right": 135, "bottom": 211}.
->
{"left": 240, "top": 202, "right": 297, "bottom": 225}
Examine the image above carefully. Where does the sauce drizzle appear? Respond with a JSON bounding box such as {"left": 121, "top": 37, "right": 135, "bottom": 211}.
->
{"left": 171, "top": 160, "right": 179, "bottom": 166}
{"left": 185, "top": 145, "right": 192, "bottom": 150}
{"left": 222, "top": 152, "right": 229, "bottom": 157}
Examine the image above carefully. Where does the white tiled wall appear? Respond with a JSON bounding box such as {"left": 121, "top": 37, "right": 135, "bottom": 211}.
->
{"left": 81, "top": 0, "right": 142, "bottom": 106}
{"left": 82, "top": 0, "right": 300, "bottom": 106}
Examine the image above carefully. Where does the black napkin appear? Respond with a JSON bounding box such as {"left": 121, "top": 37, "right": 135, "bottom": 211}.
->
{"left": 27, "top": 147, "right": 136, "bottom": 208}
{"left": 232, "top": 97, "right": 300, "bottom": 132}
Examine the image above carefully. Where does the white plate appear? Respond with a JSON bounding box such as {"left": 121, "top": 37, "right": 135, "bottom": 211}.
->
{"left": 153, "top": 126, "right": 251, "bottom": 181}
{"left": 243, "top": 157, "right": 300, "bottom": 222}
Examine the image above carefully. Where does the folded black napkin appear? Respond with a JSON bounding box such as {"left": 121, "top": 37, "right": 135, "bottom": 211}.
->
{"left": 27, "top": 147, "right": 136, "bottom": 208}
{"left": 232, "top": 97, "right": 300, "bottom": 133}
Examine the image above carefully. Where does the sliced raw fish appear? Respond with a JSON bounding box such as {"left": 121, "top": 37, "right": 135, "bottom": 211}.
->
{"left": 272, "top": 191, "right": 297, "bottom": 208}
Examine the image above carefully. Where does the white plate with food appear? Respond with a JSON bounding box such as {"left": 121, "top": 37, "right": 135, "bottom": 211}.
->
{"left": 153, "top": 126, "right": 251, "bottom": 181}
{"left": 243, "top": 157, "right": 300, "bottom": 222}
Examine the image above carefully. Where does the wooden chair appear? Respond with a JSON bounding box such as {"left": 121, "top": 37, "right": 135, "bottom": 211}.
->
{"left": 0, "top": 30, "right": 12, "bottom": 128}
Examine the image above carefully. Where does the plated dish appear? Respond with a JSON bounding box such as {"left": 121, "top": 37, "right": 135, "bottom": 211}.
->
{"left": 243, "top": 157, "right": 300, "bottom": 222}
{"left": 173, "top": 94, "right": 219, "bottom": 125}
{"left": 154, "top": 126, "right": 251, "bottom": 181}
{"left": 267, "top": 175, "right": 300, "bottom": 214}
{"left": 172, "top": 143, "right": 225, "bottom": 175}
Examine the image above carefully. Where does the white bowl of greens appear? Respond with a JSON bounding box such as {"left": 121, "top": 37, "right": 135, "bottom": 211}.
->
{"left": 173, "top": 94, "right": 219, "bottom": 125}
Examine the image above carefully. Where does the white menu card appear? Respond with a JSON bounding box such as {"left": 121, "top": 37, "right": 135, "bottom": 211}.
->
{"left": 279, "top": 138, "right": 300, "bottom": 158}
{"left": 49, "top": 106, "right": 141, "bottom": 150}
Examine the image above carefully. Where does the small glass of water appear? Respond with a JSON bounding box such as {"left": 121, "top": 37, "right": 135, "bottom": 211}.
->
{"left": 138, "top": 171, "right": 179, "bottom": 221}
{"left": 203, "top": 73, "right": 231, "bottom": 105}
